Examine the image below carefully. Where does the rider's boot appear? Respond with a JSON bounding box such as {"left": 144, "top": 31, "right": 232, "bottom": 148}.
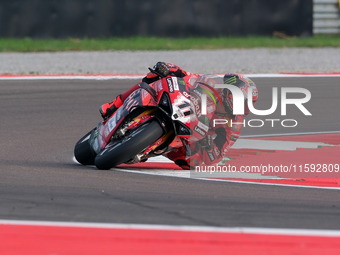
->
{"left": 99, "top": 83, "right": 141, "bottom": 120}
{"left": 99, "top": 95, "right": 123, "bottom": 120}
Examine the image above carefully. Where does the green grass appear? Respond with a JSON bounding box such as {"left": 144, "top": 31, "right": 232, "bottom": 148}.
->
{"left": 0, "top": 35, "right": 340, "bottom": 52}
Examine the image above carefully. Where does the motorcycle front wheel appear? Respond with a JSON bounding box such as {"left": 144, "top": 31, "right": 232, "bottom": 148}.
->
{"left": 94, "top": 120, "right": 164, "bottom": 170}
{"left": 74, "top": 128, "right": 96, "bottom": 165}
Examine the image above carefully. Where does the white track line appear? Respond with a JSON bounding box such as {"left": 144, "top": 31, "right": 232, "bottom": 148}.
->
{"left": 247, "top": 74, "right": 340, "bottom": 78}
{"left": 241, "top": 130, "right": 340, "bottom": 138}
{"left": 1, "top": 219, "right": 340, "bottom": 236}
{"left": 1, "top": 73, "right": 340, "bottom": 80}
{"left": 232, "top": 139, "right": 332, "bottom": 150}
{"left": 117, "top": 168, "right": 340, "bottom": 190}
{"left": 0, "top": 75, "right": 144, "bottom": 80}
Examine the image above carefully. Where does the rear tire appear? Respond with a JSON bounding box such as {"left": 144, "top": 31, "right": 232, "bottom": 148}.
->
{"left": 74, "top": 129, "right": 96, "bottom": 165}
{"left": 95, "top": 120, "right": 164, "bottom": 170}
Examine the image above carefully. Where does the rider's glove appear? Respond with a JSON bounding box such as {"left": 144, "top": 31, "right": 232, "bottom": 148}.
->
{"left": 153, "top": 62, "right": 170, "bottom": 77}
{"left": 199, "top": 133, "right": 214, "bottom": 151}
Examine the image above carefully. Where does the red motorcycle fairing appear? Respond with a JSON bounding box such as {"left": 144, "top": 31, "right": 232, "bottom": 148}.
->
{"left": 93, "top": 75, "right": 211, "bottom": 161}
{"left": 97, "top": 87, "right": 158, "bottom": 151}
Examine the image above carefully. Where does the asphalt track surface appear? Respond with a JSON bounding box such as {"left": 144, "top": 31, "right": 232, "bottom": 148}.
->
{"left": 1, "top": 77, "right": 340, "bottom": 230}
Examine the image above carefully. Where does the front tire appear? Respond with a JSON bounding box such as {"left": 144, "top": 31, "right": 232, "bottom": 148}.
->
{"left": 74, "top": 129, "right": 96, "bottom": 165}
{"left": 95, "top": 120, "right": 164, "bottom": 170}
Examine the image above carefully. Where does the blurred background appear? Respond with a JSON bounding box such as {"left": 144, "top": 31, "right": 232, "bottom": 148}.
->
{"left": 0, "top": 0, "right": 339, "bottom": 39}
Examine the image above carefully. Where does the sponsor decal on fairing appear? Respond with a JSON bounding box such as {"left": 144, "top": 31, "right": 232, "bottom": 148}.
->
{"left": 172, "top": 77, "right": 179, "bottom": 91}
{"left": 167, "top": 78, "right": 174, "bottom": 93}
{"left": 194, "top": 125, "right": 206, "bottom": 137}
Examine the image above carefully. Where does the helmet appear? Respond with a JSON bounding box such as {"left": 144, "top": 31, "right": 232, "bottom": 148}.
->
{"left": 222, "top": 73, "right": 258, "bottom": 116}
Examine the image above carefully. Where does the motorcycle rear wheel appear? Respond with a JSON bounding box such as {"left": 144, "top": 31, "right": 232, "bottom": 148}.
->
{"left": 95, "top": 120, "right": 163, "bottom": 170}
{"left": 74, "top": 128, "right": 96, "bottom": 165}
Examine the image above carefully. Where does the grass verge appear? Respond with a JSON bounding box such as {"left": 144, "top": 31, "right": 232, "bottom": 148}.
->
{"left": 0, "top": 35, "right": 340, "bottom": 52}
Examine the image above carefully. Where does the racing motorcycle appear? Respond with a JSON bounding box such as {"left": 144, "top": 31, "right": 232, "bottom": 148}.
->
{"left": 74, "top": 72, "right": 218, "bottom": 170}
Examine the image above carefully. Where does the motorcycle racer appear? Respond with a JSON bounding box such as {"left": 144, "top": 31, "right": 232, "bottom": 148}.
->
{"left": 100, "top": 62, "right": 258, "bottom": 169}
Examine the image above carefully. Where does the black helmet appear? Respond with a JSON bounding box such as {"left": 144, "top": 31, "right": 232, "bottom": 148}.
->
{"left": 222, "top": 73, "right": 258, "bottom": 116}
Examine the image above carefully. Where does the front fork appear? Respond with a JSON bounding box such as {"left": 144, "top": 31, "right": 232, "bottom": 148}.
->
{"left": 118, "top": 108, "right": 174, "bottom": 164}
